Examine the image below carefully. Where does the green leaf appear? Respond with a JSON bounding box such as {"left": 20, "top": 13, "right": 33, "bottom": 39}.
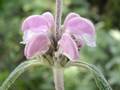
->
{"left": 65, "top": 61, "right": 112, "bottom": 90}
{"left": 0, "top": 59, "right": 45, "bottom": 90}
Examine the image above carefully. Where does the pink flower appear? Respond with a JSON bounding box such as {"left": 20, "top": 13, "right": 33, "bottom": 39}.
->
{"left": 21, "top": 12, "right": 96, "bottom": 61}
{"left": 21, "top": 12, "right": 54, "bottom": 59}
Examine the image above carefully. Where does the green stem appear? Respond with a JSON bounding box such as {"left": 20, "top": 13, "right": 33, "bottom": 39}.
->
{"left": 0, "top": 60, "right": 45, "bottom": 90}
{"left": 55, "top": 0, "right": 63, "bottom": 40}
{"left": 54, "top": 0, "right": 64, "bottom": 89}
{"left": 53, "top": 67, "right": 64, "bottom": 90}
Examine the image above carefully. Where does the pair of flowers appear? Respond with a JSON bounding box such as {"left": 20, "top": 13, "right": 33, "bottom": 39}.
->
{"left": 21, "top": 12, "right": 96, "bottom": 61}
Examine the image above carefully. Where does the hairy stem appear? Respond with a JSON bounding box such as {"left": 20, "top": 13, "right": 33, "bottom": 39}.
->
{"left": 53, "top": 0, "right": 64, "bottom": 90}
{"left": 55, "top": 0, "right": 63, "bottom": 40}
{"left": 53, "top": 67, "right": 64, "bottom": 90}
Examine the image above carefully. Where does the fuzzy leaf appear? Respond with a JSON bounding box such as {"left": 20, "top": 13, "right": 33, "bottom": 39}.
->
{"left": 0, "top": 59, "right": 45, "bottom": 90}
{"left": 65, "top": 61, "right": 112, "bottom": 90}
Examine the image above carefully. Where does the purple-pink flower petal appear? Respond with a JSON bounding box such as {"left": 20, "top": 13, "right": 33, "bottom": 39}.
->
{"left": 42, "top": 12, "right": 54, "bottom": 28}
{"left": 64, "top": 16, "right": 96, "bottom": 47}
{"left": 22, "top": 30, "right": 47, "bottom": 44}
{"left": 58, "top": 33, "right": 79, "bottom": 61}
{"left": 24, "top": 34, "right": 51, "bottom": 59}
{"left": 64, "top": 13, "right": 80, "bottom": 26}
{"left": 22, "top": 15, "right": 49, "bottom": 33}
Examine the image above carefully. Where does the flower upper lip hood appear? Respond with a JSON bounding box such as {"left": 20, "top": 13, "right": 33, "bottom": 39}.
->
{"left": 21, "top": 12, "right": 54, "bottom": 59}
{"left": 21, "top": 12, "right": 96, "bottom": 61}
{"left": 63, "top": 13, "right": 96, "bottom": 47}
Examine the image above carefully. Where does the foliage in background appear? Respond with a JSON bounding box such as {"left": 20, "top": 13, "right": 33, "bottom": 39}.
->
{"left": 0, "top": 0, "right": 120, "bottom": 90}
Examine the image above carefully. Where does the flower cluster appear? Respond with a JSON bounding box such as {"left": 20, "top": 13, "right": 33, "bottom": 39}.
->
{"left": 21, "top": 12, "right": 96, "bottom": 61}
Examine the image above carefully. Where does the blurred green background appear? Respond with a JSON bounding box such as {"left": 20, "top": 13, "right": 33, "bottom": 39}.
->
{"left": 0, "top": 0, "right": 120, "bottom": 90}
